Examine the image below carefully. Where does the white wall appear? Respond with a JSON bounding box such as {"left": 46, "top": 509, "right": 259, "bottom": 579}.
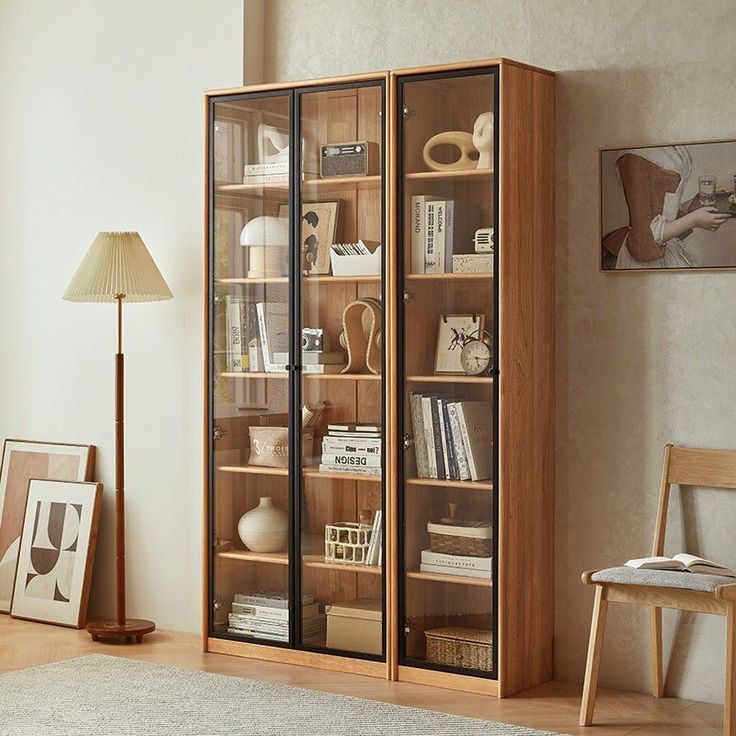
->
{"left": 257, "top": 0, "right": 736, "bottom": 704}
{"left": 0, "top": 0, "right": 243, "bottom": 632}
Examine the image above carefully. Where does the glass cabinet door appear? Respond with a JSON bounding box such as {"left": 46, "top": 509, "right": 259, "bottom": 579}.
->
{"left": 398, "top": 70, "right": 498, "bottom": 677}
{"left": 209, "top": 91, "right": 294, "bottom": 644}
{"left": 296, "top": 82, "right": 386, "bottom": 658}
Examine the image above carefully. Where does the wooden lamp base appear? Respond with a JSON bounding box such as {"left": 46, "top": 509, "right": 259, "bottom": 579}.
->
{"left": 87, "top": 618, "right": 155, "bottom": 643}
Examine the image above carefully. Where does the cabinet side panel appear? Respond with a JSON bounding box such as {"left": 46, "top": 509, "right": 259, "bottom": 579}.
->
{"left": 498, "top": 63, "right": 555, "bottom": 696}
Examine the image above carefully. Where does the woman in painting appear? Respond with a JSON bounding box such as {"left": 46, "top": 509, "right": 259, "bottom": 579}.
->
{"left": 602, "top": 145, "right": 730, "bottom": 269}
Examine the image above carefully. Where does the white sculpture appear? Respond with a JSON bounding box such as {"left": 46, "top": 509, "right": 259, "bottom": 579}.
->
{"left": 472, "top": 112, "right": 494, "bottom": 169}
{"left": 258, "top": 123, "right": 290, "bottom": 167}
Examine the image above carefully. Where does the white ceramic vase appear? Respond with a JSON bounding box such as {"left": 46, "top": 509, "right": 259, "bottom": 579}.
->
{"left": 237, "top": 497, "right": 288, "bottom": 553}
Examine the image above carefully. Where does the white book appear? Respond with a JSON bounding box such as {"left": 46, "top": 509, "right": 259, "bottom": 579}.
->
{"left": 322, "top": 438, "right": 381, "bottom": 453}
{"left": 421, "top": 395, "right": 437, "bottom": 478}
{"left": 410, "top": 392, "right": 429, "bottom": 479}
{"left": 231, "top": 602, "right": 319, "bottom": 620}
{"left": 234, "top": 592, "right": 313, "bottom": 608}
{"left": 434, "top": 200, "right": 446, "bottom": 274}
{"left": 320, "top": 453, "right": 382, "bottom": 468}
{"left": 625, "top": 553, "right": 736, "bottom": 577}
{"left": 225, "top": 296, "right": 243, "bottom": 372}
{"left": 327, "top": 429, "right": 381, "bottom": 439}
{"left": 447, "top": 402, "right": 471, "bottom": 481}
{"left": 365, "top": 510, "right": 382, "bottom": 566}
{"left": 318, "top": 463, "right": 381, "bottom": 476}
{"left": 444, "top": 200, "right": 455, "bottom": 273}
{"left": 228, "top": 629, "right": 289, "bottom": 642}
{"left": 425, "top": 200, "right": 438, "bottom": 273}
{"left": 410, "top": 195, "right": 426, "bottom": 274}
{"left": 302, "top": 364, "right": 345, "bottom": 374}
{"left": 421, "top": 549, "right": 492, "bottom": 571}
{"left": 419, "top": 563, "right": 492, "bottom": 580}
{"left": 272, "top": 351, "right": 346, "bottom": 365}
{"left": 456, "top": 401, "right": 493, "bottom": 481}
{"left": 255, "top": 302, "right": 289, "bottom": 373}
{"left": 328, "top": 423, "right": 381, "bottom": 433}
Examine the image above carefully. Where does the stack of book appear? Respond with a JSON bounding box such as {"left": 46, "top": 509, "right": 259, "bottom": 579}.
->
{"left": 273, "top": 350, "right": 346, "bottom": 375}
{"left": 243, "top": 161, "right": 289, "bottom": 185}
{"left": 419, "top": 549, "right": 492, "bottom": 580}
{"left": 227, "top": 592, "right": 325, "bottom": 643}
{"left": 410, "top": 196, "right": 480, "bottom": 274}
{"left": 319, "top": 424, "right": 382, "bottom": 476}
{"left": 409, "top": 394, "right": 492, "bottom": 481}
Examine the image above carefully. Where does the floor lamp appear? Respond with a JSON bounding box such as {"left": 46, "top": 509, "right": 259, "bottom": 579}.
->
{"left": 64, "top": 231, "right": 173, "bottom": 643}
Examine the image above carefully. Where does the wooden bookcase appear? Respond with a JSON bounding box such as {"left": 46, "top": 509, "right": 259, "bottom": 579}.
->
{"left": 203, "top": 58, "right": 554, "bottom": 697}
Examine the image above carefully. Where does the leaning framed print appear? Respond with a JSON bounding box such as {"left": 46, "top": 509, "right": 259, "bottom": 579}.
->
{"left": 10, "top": 479, "right": 102, "bottom": 628}
{"left": 279, "top": 201, "right": 340, "bottom": 275}
{"left": 0, "top": 440, "right": 96, "bottom": 613}
{"left": 601, "top": 139, "right": 736, "bottom": 271}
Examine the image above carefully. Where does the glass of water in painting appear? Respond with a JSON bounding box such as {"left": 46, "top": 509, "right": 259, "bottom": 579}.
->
{"left": 699, "top": 175, "right": 717, "bottom": 207}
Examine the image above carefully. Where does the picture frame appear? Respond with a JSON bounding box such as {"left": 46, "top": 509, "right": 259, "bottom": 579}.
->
{"left": 601, "top": 138, "right": 736, "bottom": 271}
{"left": 279, "top": 201, "right": 340, "bottom": 275}
{"left": 11, "top": 479, "right": 102, "bottom": 628}
{"left": 0, "top": 440, "right": 96, "bottom": 613}
{"left": 434, "top": 314, "right": 484, "bottom": 374}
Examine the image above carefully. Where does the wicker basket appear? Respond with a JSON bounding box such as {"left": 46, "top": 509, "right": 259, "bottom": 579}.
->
{"left": 425, "top": 626, "right": 493, "bottom": 672}
{"left": 427, "top": 521, "right": 492, "bottom": 557}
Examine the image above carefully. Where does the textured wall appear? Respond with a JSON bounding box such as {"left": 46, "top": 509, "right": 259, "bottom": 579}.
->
{"left": 260, "top": 0, "right": 736, "bottom": 703}
{"left": 0, "top": 0, "right": 243, "bottom": 633}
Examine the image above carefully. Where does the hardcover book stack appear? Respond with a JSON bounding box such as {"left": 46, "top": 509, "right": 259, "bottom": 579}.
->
{"left": 319, "top": 424, "right": 382, "bottom": 476}
{"left": 420, "top": 548, "right": 492, "bottom": 580}
{"left": 410, "top": 196, "right": 480, "bottom": 274}
{"left": 227, "top": 592, "right": 326, "bottom": 643}
{"left": 409, "top": 394, "right": 492, "bottom": 481}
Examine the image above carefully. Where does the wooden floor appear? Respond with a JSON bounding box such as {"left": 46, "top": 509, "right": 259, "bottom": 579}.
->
{"left": 0, "top": 616, "right": 723, "bottom": 735}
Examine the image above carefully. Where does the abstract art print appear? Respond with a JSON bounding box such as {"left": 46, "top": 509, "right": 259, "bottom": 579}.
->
{"left": 601, "top": 139, "right": 736, "bottom": 270}
{"left": 11, "top": 479, "right": 102, "bottom": 628}
{"left": 0, "top": 440, "right": 95, "bottom": 613}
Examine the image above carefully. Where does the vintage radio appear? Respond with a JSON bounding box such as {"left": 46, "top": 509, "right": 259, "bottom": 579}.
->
{"left": 320, "top": 141, "right": 379, "bottom": 178}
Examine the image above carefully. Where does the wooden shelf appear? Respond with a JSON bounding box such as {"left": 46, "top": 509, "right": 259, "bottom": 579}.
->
{"left": 217, "top": 276, "right": 289, "bottom": 285}
{"left": 217, "top": 465, "right": 288, "bottom": 477}
{"left": 303, "top": 469, "right": 381, "bottom": 483}
{"left": 405, "top": 273, "right": 493, "bottom": 281}
{"left": 217, "top": 275, "right": 381, "bottom": 285}
{"left": 218, "top": 465, "right": 381, "bottom": 483}
{"left": 217, "top": 548, "right": 381, "bottom": 575}
{"left": 406, "top": 570, "right": 492, "bottom": 587}
{"left": 406, "top": 375, "right": 493, "bottom": 385}
{"left": 302, "top": 555, "right": 382, "bottom": 575}
{"left": 218, "top": 548, "right": 288, "bottom": 565}
{"left": 220, "top": 372, "right": 380, "bottom": 381}
{"left": 216, "top": 175, "right": 381, "bottom": 196}
{"left": 405, "top": 477, "right": 494, "bottom": 491}
{"left": 404, "top": 168, "right": 493, "bottom": 182}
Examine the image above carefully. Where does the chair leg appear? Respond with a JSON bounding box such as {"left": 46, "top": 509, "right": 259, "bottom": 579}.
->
{"left": 725, "top": 603, "right": 736, "bottom": 736}
{"left": 650, "top": 606, "right": 664, "bottom": 697}
{"left": 580, "top": 585, "right": 608, "bottom": 727}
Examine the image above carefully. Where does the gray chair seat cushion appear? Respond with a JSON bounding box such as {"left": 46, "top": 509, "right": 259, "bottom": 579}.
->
{"left": 591, "top": 566, "right": 736, "bottom": 592}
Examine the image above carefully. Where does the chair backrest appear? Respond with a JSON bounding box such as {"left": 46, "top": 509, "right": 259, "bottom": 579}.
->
{"left": 652, "top": 444, "right": 736, "bottom": 556}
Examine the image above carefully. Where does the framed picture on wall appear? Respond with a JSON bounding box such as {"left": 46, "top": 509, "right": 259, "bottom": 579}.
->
{"left": 601, "top": 139, "right": 736, "bottom": 271}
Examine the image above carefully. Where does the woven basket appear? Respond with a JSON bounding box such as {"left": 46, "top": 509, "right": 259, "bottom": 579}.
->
{"left": 427, "top": 520, "right": 492, "bottom": 557}
{"left": 425, "top": 626, "right": 493, "bottom": 672}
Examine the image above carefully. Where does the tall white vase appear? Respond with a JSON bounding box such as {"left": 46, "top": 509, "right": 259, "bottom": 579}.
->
{"left": 237, "top": 497, "right": 288, "bottom": 553}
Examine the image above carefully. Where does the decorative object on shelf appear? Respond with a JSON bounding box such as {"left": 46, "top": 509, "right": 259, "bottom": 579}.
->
{"left": 473, "top": 227, "right": 494, "bottom": 253}
{"left": 240, "top": 216, "right": 289, "bottom": 278}
{"left": 428, "top": 504, "right": 492, "bottom": 557}
{"left": 212, "top": 595, "right": 227, "bottom": 627}
{"left": 64, "top": 230, "right": 172, "bottom": 644}
{"left": 325, "top": 598, "right": 382, "bottom": 655}
{"left": 324, "top": 521, "right": 373, "bottom": 564}
{"left": 434, "top": 314, "right": 484, "bottom": 374}
{"left": 452, "top": 253, "right": 493, "bottom": 274}
{"left": 279, "top": 201, "right": 340, "bottom": 275}
{"left": 10, "top": 479, "right": 101, "bottom": 629}
{"left": 302, "top": 327, "right": 326, "bottom": 352}
{"left": 472, "top": 112, "right": 494, "bottom": 170}
{"left": 425, "top": 626, "right": 493, "bottom": 671}
{"left": 237, "top": 497, "right": 288, "bottom": 553}
{"left": 248, "top": 426, "right": 314, "bottom": 468}
{"left": 257, "top": 123, "right": 290, "bottom": 172}
{"left": 320, "top": 141, "right": 379, "bottom": 177}
{"left": 329, "top": 241, "right": 382, "bottom": 277}
{"left": 341, "top": 297, "right": 382, "bottom": 375}
{"left": 0, "top": 440, "right": 95, "bottom": 614}
{"left": 422, "top": 130, "right": 477, "bottom": 172}
{"left": 460, "top": 329, "right": 493, "bottom": 376}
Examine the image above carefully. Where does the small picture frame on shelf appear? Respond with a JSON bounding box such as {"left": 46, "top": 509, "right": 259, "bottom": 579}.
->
{"left": 434, "top": 314, "right": 484, "bottom": 374}
{"left": 279, "top": 201, "right": 340, "bottom": 276}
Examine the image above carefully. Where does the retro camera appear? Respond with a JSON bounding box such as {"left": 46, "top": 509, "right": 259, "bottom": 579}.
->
{"left": 302, "top": 327, "right": 325, "bottom": 352}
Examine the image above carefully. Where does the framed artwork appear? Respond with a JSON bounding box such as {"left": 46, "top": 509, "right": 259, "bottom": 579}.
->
{"left": 601, "top": 139, "right": 736, "bottom": 271}
{"left": 0, "top": 440, "right": 95, "bottom": 613}
{"left": 11, "top": 479, "right": 102, "bottom": 628}
{"left": 280, "top": 201, "right": 340, "bottom": 275}
{"left": 434, "top": 314, "right": 484, "bottom": 374}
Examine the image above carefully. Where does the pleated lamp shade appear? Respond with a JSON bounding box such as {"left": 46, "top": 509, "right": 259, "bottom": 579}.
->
{"left": 63, "top": 231, "right": 173, "bottom": 303}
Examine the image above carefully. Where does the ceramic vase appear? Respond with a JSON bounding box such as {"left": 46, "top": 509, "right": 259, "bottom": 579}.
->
{"left": 237, "top": 496, "right": 288, "bottom": 553}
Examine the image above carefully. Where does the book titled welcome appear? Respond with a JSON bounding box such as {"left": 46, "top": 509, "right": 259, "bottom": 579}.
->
{"left": 625, "top": 553, "right": 736, "bottom": 578}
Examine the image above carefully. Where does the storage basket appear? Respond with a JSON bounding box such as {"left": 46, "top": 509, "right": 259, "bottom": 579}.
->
{"left": 324, "top": 521, "right": 372, "bottom": 564}
{"left": 425, "top": 626, "right": 493, "bottom": 672}
{"left": 427, "top": 520, "right": 492, "bottom": 557}
{"left": 249, "top": 427, "right": 313, "bottom": 469}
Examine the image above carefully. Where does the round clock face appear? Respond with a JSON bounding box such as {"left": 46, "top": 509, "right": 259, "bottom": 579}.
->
{"left": 460, "top": 339, "right": 492, "bottom": 375}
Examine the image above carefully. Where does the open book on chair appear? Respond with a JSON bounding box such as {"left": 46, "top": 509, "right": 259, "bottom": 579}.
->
{"left": 625, "top": 553, "right": 736, "bottom": 578}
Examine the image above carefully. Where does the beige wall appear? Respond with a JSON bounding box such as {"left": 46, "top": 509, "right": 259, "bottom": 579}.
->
{"left": 0, "top": 0, "right": 243, "bottom": 632}
{"left": 256, "top": 0, "right": 736, "bottom": 704}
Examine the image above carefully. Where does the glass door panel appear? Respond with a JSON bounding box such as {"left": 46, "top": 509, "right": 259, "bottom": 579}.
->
{"left": 296, "top": 82, "right": 386, "bottom": 657}
{"left": 398, "top": 71, "right": 498, "bottom": 676}
{"left": 209, "top": 92, "right": 293, "bottom": 644}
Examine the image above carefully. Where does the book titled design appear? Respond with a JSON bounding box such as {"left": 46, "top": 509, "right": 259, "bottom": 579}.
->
{"left": 320, "top": 453, "right": 381, "bottom": 468}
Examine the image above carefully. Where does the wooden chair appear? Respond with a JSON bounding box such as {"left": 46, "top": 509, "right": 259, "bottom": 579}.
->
{"left": 580, "top": 443, "right": 736, "bottom": 735}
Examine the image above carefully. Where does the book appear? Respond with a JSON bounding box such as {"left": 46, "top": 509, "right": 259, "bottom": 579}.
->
{"left": 326, "top": 429, "right": 382, "bottom": 439}
{"left": 255, "top": 302, "right": 289, "bottom": 372}
{"left": 447, "top": 401, "right": 471, "bottom": 481}
{"left": 231, "top": 602, "right": 319, "bottom": 620}
{"left": 243, "top": 161, "right": 289, "bottom": 177}
{"left": 364, "top": 510, "right": 382, "bottom": 566}
{"left": 234, "top": 592, "right": 313, "bottom": 609}
{"left": 420, "top": 549, "right": 492, "bottom": 571}
{"left": 320, "top": 453, "right": 382, "bottom": 468}
{"left": 434, "top": 200, "right": 446, "bottom": 274}
{"left": 272, "top": 351, "right": 346, "bottom": 365}
{"left": 228, "top": 629, "right": 289, "bottom": 642}
{"left": 421, "top": 395, "right": 438, "bottom": 478}
{"left": 419, "top": 563, "right": 492, "bottom": 580}
{"left": 429, "top": 397, "right": 446, "bottom": 480}
{"left": 455, "top": 401, "right": 493, "bottom": 481}
{"left": 318, "top": 463, "right": 381, "bottom": 476}
{"left": 410, "top": 195, "right": 438, "bottom": 274}
{"left": 328, "top": 424, "right": 381, "bottom": 433}
{"left": 425, "top": 200, "right": 438, "bottom": 273}
{"left": 409, "top": 392, "right": 429, "bottom": 479}
{"left": 322, "top": 437, "right": 381, "bottom": 454}
{"left": 302, "top": 364, "right": 346, "bottom": 374}
{"left": 625, "top": 554, "right": 736, "bottom": 577}
{"left": 225, "top": 295, "right": 243, "bottom": 372}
